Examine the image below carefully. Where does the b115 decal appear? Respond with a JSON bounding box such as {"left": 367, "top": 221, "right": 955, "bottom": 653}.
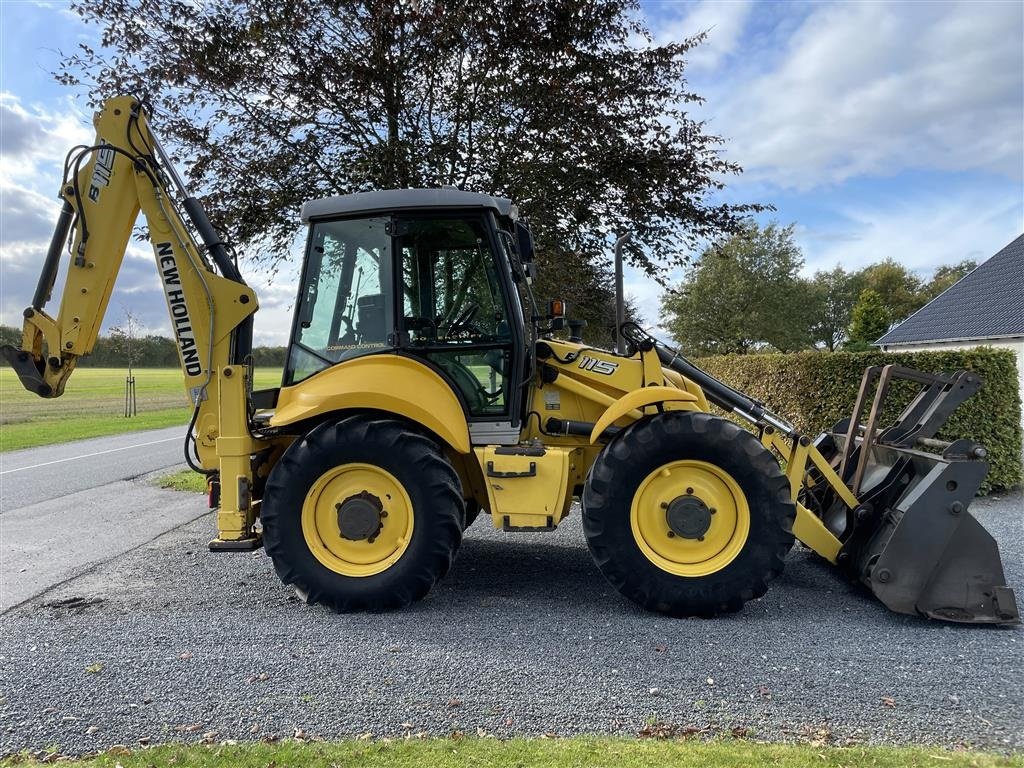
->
{"left": 578, "top": 356, "right": 618, "bottom": 375}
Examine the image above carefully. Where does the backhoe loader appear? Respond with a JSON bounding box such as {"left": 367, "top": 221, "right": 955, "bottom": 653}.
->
{"left": 3, "top": 96, "right": 1018, "bottom": 624}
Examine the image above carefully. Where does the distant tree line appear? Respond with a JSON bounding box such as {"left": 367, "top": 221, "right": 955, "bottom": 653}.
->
{"left": 661, "top": 222, "right": 976, "bottom": 356}
{"left": 0, "top": 326, "right": 286, "bottom": 368}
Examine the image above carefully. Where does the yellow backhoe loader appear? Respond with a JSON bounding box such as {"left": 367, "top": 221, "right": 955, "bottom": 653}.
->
{"left": 3, "top": 96, "right": 1018, "bottom": 624}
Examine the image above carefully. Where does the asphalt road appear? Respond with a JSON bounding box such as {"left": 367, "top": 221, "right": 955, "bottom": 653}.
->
{"left": 0, "top": 473, "right": 1021, "bottom": 755}
{"left": 0, "top": 426, "right": 186, "bottom": 513}
{"left": 0, "top": 426, "right": 197, "bottom": 611}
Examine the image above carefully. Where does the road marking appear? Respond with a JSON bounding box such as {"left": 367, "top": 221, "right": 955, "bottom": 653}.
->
{"left": 0, "top": 437, "right": 181, "bottom": 475}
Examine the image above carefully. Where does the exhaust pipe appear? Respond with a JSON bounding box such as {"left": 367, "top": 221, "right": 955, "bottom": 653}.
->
{"left": 613, "top": 232, "right": 632, "bottom": 355}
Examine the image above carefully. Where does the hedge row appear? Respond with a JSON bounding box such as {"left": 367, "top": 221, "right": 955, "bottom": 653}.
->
{"left": 698, "top": 347, "right": 1022, "bottom": 493}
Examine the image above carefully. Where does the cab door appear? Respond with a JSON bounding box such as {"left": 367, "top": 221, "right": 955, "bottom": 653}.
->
{"left": 394, "top": 213, "right": 521, "bottom": 441}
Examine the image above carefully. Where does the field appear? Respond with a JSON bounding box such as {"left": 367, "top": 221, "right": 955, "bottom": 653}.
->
{"left": 0, "top": 367, "right": 282, "bottom": 452}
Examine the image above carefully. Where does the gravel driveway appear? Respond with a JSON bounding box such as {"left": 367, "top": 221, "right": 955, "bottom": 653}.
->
{"left": 1, "top": 485, "right": 1021, "bottom": 755}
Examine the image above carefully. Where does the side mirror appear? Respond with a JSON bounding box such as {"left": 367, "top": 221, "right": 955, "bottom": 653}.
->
{"left": 516, "top": 221, "right": 535, "bottom": 263}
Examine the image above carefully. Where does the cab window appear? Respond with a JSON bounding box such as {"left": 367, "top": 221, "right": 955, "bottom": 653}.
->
{"left": 285, "top": 217, "right": 392, "bottom": 385}
{"left": 398, "top": 217, "right": 512, "bottom": 416}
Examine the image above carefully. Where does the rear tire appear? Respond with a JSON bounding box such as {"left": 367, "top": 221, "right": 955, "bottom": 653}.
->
{"left": 463, "top": 500, "right": 484, "bottom": 529}
{"left": 582, "top": 411, "right": 795, "bottom": 617}
{"left": 261, "top": 415, "right": 464, "bottom": 612}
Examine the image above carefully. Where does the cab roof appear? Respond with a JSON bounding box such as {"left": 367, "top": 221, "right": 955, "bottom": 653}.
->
{"left": 301, "top": 188, "right": 516, "bottom": 223}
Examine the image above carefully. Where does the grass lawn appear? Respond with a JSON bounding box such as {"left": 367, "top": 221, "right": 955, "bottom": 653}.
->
{"left": 3, "top": 738, "right": 1019, "bottom": 767}
{"left": 0, "top": 367, "right": 281, "bottom": 452}
{"left": 157, "top": 467, "right": 208, "bottom": 493}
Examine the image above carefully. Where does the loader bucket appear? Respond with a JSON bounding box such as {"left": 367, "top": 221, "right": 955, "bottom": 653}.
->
{"left": 813, "top": 365, "right": 1019, "bottom": 625}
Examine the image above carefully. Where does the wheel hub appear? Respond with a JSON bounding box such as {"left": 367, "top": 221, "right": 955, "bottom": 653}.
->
{"left": 336, "top": 491, "right": 384, "bottom": 541}
{"left": 665, "top": 495, "right": 713, "bottom": 539}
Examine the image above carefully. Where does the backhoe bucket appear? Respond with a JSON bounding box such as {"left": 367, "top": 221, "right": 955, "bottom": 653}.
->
{"left": 814, "top": 365, "right": 1019, "bottom": 625}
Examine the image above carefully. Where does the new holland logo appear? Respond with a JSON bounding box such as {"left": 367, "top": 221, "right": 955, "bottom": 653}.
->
{"left": 578, "top": 356, "right": 618, "bottom": 376}
{"left": 156, "top": 242, "right": 203, "bottom": 377}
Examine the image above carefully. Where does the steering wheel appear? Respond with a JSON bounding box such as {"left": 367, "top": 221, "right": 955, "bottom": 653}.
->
{"left": 447, "top": 302, "right": 481, "bottom": 339}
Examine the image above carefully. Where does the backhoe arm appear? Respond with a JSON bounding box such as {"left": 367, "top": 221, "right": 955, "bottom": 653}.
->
{"left": 3, "top": 96, "right": 255, "bottom": 402}
{"left": 2, "top": 96, "right": 263, "bottom": 548}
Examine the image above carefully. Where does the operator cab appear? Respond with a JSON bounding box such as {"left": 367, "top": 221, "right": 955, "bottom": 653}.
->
{"left": 284, "top": 189, "right": 532, "bottom": 431}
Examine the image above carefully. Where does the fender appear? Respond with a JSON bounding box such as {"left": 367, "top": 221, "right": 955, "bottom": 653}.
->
{"left": 589, "top": 386, "right": 698, "bottom": 444}
{"left": 271, "top": 355, "right": 471, "bottom": 454}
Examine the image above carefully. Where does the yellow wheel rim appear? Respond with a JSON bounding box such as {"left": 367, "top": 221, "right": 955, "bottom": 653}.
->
{"left": 301, "top": 463, "right": 414, "bottom": 577}
{"left": 630, "top": 460, "right": 750, "bottom": 577}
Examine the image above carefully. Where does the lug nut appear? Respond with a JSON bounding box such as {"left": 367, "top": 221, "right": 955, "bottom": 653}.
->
{"left": 877, "top": 568, "right": 892, "bottom": 583}
{"left": 950, "top": 501, "right": 964, "bottom": 515}
{"left": 686, "top": 487, "right": 694, "bottom": 495}
{"left": 709, "top": 508, "right": 716, "bottom": 515}
{"left": 667, "top": 531, "right": 675, "bottom": 538}
{"left": 697, "top": 536, "right": 705, "bottom": 542}
{"left": 660, "top": 502, "right": 669, "bottom": 509}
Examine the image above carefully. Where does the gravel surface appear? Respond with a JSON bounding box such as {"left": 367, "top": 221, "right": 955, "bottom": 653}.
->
{"left": 1, "top": 486, "right": 1021, "bottom": 755}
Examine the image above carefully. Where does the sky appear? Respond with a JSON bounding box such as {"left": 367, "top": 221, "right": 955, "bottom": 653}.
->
{"left": 1, "top": 0, "right": 1022, "bottom": 345}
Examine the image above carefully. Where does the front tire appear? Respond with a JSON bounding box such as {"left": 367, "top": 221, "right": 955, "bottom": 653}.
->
{"left": 582, "top": 412, "right": 795, "bottom": 617}
{"left": 261, "top": 415, "right": 464, "bottom": 612}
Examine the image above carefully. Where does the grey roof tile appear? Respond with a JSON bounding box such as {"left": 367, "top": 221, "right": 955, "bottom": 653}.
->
{"left": 876, "top": 233, "right": 1024, "bottom": 345}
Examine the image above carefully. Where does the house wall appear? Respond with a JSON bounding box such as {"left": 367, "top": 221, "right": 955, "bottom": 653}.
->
{"left": 880, "top": 338, "right": 1024, "bottom": 464}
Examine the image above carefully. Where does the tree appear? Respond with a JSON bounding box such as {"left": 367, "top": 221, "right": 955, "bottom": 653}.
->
{"left": 0, "top": 325, "right": 19, "bottom": 348}
{"left": 847, "top": 288, "right": 891, "bottom": 349}
{"left": 108, "top": 309, "right": 140, "bottom": 375}
{"left": 857, "top": 259, "right": 924, "bottom": 325}
{"left": 661, "top": 222, "right": 815, "bottom": 355}
{"left": 59, "top": 0, "right": 765, "bottom": 337}
{"left": 808, "top": 266, "right": 862, "bottom": 352}
{"left": 924, "top": 259, "right": 976, "bottom": 300}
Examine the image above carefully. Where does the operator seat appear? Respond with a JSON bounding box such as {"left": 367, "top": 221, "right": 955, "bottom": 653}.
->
{"left": 356, "top": 294, "right": 387, "bottom": 345}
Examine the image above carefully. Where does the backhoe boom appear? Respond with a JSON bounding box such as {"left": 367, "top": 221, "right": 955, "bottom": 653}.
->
{"left": 1, "top": 96, "right": 263, "bottom": 549}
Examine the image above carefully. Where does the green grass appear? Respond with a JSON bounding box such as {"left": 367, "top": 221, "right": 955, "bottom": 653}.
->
{"left": 0, "top": 367, "right": 281, "bottom": 452}
{"left": 157, "top": 468, "right": 208, "bottom": 493}
{"left": 3, "top": 738, "right": 1018, "bottom": 767}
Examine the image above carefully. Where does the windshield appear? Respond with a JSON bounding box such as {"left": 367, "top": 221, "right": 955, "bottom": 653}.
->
{"left": 284, "top": 217, "right": 392, "bottom": 385}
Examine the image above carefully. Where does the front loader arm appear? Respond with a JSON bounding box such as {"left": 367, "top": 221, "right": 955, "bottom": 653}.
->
{"left": 618, "top": 322, "right": 1017, "bottom": 625}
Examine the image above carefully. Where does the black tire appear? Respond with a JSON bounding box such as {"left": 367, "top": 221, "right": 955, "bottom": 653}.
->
{"left": 261, "top": 415, "right": 464, "bottom": 612}
{"left": 582, "top": 411, "right": 795, "bottom": 617}
{"left": 463, "top": 500, "right": 482, "bottom": 529}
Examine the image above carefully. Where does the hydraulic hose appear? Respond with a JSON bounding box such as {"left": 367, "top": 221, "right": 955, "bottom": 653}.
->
{"left": 620, "top": 322, "right": 795, "bottom": 435}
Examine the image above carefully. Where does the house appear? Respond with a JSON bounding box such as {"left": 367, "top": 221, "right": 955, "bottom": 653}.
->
{"left": 876, "top": 233, "right": 1024, "bottom": 452}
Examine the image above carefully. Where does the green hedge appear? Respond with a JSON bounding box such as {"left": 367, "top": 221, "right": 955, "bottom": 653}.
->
{"left": 699, "top": 347, "right": 1022, "bottom": 493}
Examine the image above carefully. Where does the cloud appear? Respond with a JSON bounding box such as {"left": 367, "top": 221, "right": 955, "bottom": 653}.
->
{"left": 0, "top": 93, "right": 93, "bottom": 185}
{"left": 677, "top": 1, "right": 1023, "bottom": 189}
{"left": 647, "top": 0, "right": 754, "bottom": 71}
{"left": 0, "top": 182, "right": 58, "bottom": 248}
{"left": 798, "top": 186, "right": 1022, "bottom": 278}
{"left": 0, "top": 93, "right": 300, "bottom": 345}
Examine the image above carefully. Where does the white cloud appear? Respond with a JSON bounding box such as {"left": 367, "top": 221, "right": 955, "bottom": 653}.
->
{"left": 680, "top": 1, "right": 1023, "bottom": 189}
{"left": 0, "top": 92, "right": 93, "bottom": 186}
{"left": 0, "top": 92, "right": 300, "bottom": 346}
{"left": 798, "top": 187, "right": 1022, "bottom": 278}
{"left": 625, "top": 183, "right": 1022, "bottom": 333}
{"left": 648, "top": 0, "right": 754, "bottom": 71}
